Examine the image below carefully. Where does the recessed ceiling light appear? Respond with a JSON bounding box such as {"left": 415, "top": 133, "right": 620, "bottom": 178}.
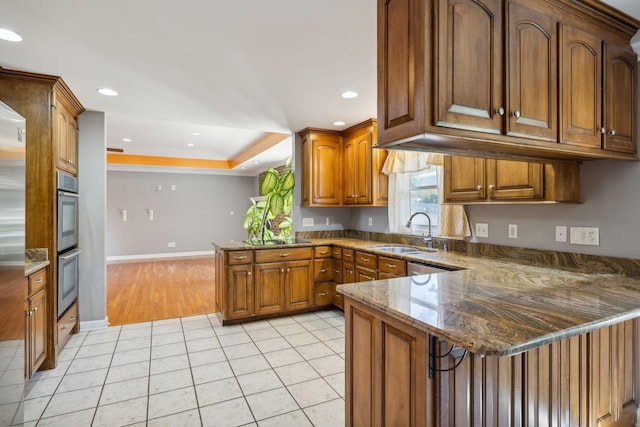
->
{"left": 253, "top": 160, "right": 260, "bottom": 165}
{"left": 0, "top": 28, "right": 22, "bottom": 42}
{"left": 191, "top": 132, "right": 201, "bottom": 136}
{"left": 340, "top": 91, "right": 358, "bottom": 99}
{"left": 122, "top": 138, "right": 132, "bottom": 142}
{"left": 241, "top": 166, "right": 247, "bottom": 170}
{"left": 187, "top": 143, "right": 195, "bottom": 147}
{"left": 97, "top": 88, "right": 118, "bottom": 96}
{"left": 333, "top": 121, "right": 346, "bottom": 126}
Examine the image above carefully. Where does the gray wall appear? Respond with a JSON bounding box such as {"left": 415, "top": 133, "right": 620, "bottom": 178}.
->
{"left": 78, "top": 112, "right": 107, "bottom": 328}
{"left": 106, "top": 171, "right": 255, "bottom": 257}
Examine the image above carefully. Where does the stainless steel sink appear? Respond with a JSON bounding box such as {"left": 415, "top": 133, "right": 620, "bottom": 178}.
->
{"left": 369, "top": 245, "right": 437, "bottom": 254}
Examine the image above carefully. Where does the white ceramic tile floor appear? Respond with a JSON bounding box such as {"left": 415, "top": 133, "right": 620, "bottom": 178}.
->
{"left": 22, "top": 310, "right": 346, "bottom": 426}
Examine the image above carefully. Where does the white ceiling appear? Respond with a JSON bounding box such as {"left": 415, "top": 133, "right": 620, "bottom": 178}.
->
{"left": 0, "top": 1, "right": 638, "bottom": 175}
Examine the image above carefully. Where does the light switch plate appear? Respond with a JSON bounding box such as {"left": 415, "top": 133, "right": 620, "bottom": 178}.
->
{"left": 555, "top": 226, "right": 567, "bottom": 242}
{"left": 508, "top": 224, "right": 517, "bottom": 239}
{"left": 569, "top": 227, "right": 599, "bottom": 246}
{"left": 475, "top": 223, "right": 488, "bottom": 238}
{"left": 302, "top": 218, "right": 314, "bottom": 227}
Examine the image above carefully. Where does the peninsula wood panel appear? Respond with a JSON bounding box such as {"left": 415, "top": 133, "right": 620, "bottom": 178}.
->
{"left": 226, "top": 264, "right": 254, "bottom": 320}
{"left": 284, "top": 259, "right": 313, "bottom": 311}
{"left": 254, "top": 262, "right": 286, "bottom": 315}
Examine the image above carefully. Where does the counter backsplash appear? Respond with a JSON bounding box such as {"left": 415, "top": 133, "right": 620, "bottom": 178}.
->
{"left": 296, "top": 230, "right": 640, "bottom": 277}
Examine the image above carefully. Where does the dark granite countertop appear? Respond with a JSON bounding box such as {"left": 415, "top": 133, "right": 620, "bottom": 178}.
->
{"left": 213, "top": 237, "right": 640, "bottom": 356}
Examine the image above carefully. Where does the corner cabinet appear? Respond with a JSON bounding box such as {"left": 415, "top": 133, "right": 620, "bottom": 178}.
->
{"left": 443, "top": 155, "right": 580, "bottom": 203}
{"left": 377, "top": 0, "right": 639, "bottom": 161}
{"left": 299, "top": 119, "right": 388, "bottom": 207}
{"left": 54, "top": 94, "right": 80, "bottom": 176}
{"left": 300, "top": 129, "right": 342, "bottom": 206}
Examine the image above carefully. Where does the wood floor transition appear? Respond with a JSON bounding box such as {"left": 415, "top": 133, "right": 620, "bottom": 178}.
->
{"left": 107, "top": 256, "right": 216, "bottom": 326}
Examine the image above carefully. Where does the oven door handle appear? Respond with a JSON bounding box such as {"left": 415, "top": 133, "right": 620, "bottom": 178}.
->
{"left": 59, "top": 249, "right": 82, "bottom": 260}
{"left": 58, "top": 191, "right": 79, "bottom": 198}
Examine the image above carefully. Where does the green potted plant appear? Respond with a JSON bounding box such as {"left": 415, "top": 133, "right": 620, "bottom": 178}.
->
{"left": 243, "top": 158, "right": 294, "bottom": 244}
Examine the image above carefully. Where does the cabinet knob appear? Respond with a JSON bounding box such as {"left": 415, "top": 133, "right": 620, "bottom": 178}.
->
{"left": 33, "top": 307, "right": 38, "bottom": 312}
{"left": 280, "top": 268, "right": 284, "bottom": 273}
{"left": 476, "top": 185, "right": 482, "bottom": 191}
{"left": 233, "top": 255, "right": 247, "bottom": 260}
{"left": 319, "top": 269, "right": 327, "bottom": 273}
{"left": 287, "top": 268, "right": 290, "bottom": 272}
{"left": 512, "top": 110, "right": 521, "bottom": 119}
{"left": 279, "top": 253, "right": 290, "bottom": 257}
{"left": 488, "top": 185, "right": 495, "bottom": 191}
{"left": 318, "top": 292, "right": 329, "bottom": 296}
{"left": 599, "top": 127, "right": 607, "bottom": 134}
{"left": 609, "top": 129, "right": 616, "bottom": 136}
{"left": 386, "top": 263, "right": 396, "bottom": 268}
{"left": 247, "top": 271, "right": 252, "bottom": 276}
{"left": 495, "top": 107, "right": 505, "bottom": 116}
{"left": 35, "top": 278, "right": 43, "bottom": 283}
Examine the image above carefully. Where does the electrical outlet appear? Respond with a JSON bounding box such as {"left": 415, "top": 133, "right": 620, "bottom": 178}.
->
{"left": 555, "top": 226, "right": 567, "bottom": 242}
{"left": 302, "top": 218, "right": 314, "bottom": 227}
{"left": 171, "top": 185, "right": 176, "bottom": 191}
{"left": 570, "top": 227, "right": 599, "bottom": 246}
{"left": 368, "top": 217, "right": 373, "bottom": 227}
{"left": 508, "top": 224, "right": 517, "bottom": 239}
{"left": 168, "top": 242, "right": 172, "bottom": 248}
{"left": 475, "top": 223, "right": 488, "bottom": 238}
{"left": 326, "top": 217, "right": 331, "bottom": 226}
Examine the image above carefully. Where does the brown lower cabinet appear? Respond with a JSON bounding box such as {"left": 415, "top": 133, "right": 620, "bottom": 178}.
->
{"left": 25, "top": 267, "right": 47, "bottom": 379}
{"left": 345, "top": 297, "right": 638, "bottom": 427}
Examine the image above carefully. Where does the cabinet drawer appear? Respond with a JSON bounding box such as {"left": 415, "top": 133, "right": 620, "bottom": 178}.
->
{"left": 343, "top": 249, "right": 355, "bottom": 263}
{"left": 378, "top": 256, "right": 407, "bottom": 276}
{"left": 314, "top": 259, "right": 333, "bottom": 282}
{"left": 315, "top": 282, "right": 333, "bottom": 306}
{"left": 355, "top": 265, "right": 377, "bottom": 282}
{"left": 331, "top": 247, "right": 343, "bottom": 260}
{"left": 58, "top": 301, "right": 77, "bottom": 351}
{"left": 355, "top": 251, "right": 377, "bottom": 269}
{"left": 29, "top": 268, "right": 47, "bottom": 295}
{"left": 255, "top": 247, "right": 313, "bottom": 263}
{"left": 314, "top": 246, "right": 332, "bottom": 258}
{"left": 227, "top": 250, "right": 253, "bottom": 265}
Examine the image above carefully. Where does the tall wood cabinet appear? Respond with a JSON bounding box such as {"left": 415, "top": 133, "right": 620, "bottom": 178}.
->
{"left": 377, "top": 0, "right": 639, "bottom": 161}
{"left": 299, "top": 119, "right": 388, "bottom": 207}
{"left": 443, "top": 155, "right": 580, "bottom": 203}
{"left": 0, "top": 68, "right": 84, "bottom": 371}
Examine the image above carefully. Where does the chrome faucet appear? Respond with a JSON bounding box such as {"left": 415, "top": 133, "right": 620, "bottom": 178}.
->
{"left": 406, "top": 211, "right": 432, "bottom": 248}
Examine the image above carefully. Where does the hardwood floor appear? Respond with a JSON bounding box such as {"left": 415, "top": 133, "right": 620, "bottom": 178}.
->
{"left": 107, "top": 257, "right": 216, "bottom": 326}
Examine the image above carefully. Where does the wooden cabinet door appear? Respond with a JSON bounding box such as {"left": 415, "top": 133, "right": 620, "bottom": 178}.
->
{"left": 54, "top": 105, "right": 69, "bottom": 172}
{"left": 66, "top": 115, "right": 78, "bottom": 175}
{"left": 344, "top": 131, "right": 373, "bottom": 205}
{"left": 254, "top": 262, "right": 285, "bottom": 315}
{"left": 311, "top": 134, "right": 341, "bottom": 206}
{"left": 603, "top": 44, "right": 637, "bottom": 154}
{"left": 443, "top": 156, "right": 485, "bottom": 202}
{"left": 560, "top": 25, "right": 603, "bottom": 149}
{"left": 343, "top": 262, "right": 355, "bottom": 284}
{"left": 372, "top": 148, "right": 389, "bottom": 206}
{"left": 226, "top": 265, "right": 254, "bottom": 319}
{"left": 377, "top": 0, "right": 425, "bottom": 144}
{"left": 436, "top": 0, "right": 503, "bottom": 134}
{"left": 506, "top": 2, "right": 557, "bottom": 141}
{"left": 29, "top": 289, "right": 47, "bottom": 371}
{"left": 284, "top": 260, "right": 313, "bottom": 311}
{"left": 486, "top": 159, "right": 543, "bottom": 201}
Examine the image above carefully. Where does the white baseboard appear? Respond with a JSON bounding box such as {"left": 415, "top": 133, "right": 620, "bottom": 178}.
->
{"left": 80, "top": 318, "right": 109, "bottom": 331}
{"left": 106, "top": 250, "right": 215, "bottom": 262}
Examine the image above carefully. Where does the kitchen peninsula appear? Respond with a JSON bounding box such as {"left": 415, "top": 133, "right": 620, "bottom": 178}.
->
{"left": 215, "top": 236, "right": 640, "bottom": 426}
{"left": 338, "top": 250, "right": 640, "bottom": 427}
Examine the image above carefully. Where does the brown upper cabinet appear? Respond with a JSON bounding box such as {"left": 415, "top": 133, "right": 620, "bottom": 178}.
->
{"left": 443, "top": 156, "right": 580, "bottom": 203}
{"left": 377, "top": 0, "right": 639, "bottom": 162}
{"left": 54, "top": 94, "right": 80, "bottom": 176}
{"left": 299, "top": 119, "right": 389, "bottom": 207}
